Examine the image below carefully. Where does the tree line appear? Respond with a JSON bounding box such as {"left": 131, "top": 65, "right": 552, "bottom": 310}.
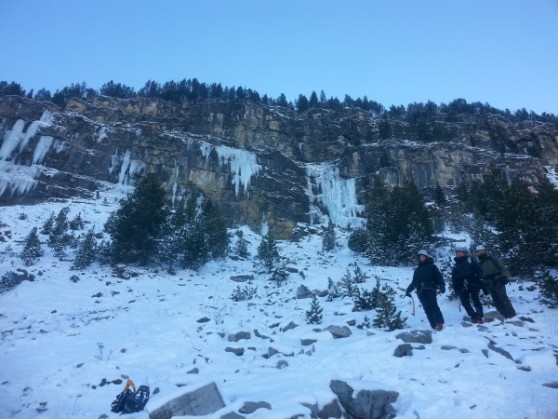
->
{"left": 1, "top": 79, "right": 556, "bottom": 125}
{"left": 348, "top": 173, "right": 558, "bottom": 278}
{"left": 18, "top": 169, "right": 558, "bottom": 304}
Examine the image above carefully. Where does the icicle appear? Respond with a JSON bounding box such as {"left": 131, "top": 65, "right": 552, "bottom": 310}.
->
{"left": 117, "top": 150, "right": 144, "bottom": 185}
{"left": 200, "top": 141, "right": 261, "bottom": 197}
{"left": 0, "top": 120, "right": 25, "bottom": 161}
{"left": 32, "top": 136, "right": 54, "bottom": 164}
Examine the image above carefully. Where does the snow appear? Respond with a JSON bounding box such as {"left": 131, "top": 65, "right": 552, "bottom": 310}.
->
{"left": 0, "top": 191, "right": 557, "bottom": 419}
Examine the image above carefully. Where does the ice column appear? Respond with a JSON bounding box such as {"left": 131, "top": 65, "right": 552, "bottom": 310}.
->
{"left": 306, "top": 163, "right": 364, "bottom": 228}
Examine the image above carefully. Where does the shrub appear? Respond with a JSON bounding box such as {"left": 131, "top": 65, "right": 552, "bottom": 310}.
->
{"left": 230, "top": 283, "right": 258, "bottom": 302}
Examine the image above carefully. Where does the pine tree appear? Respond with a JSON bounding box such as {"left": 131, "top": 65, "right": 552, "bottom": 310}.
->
{"left": 356, "top": 177, "right": 433, "bottom": 265}
{"left": 40, "top": 212, "right": 55, "bottom": 235}
{"left": 105, "top": 173, "right": 168, "bottom": 265}
{"left": 69, "top": 213, "right": 84, "bottom": 230}
{"left": 327, "top": 277, "right": 341, "bottom": 301}
{"left": 339, "top": 267, "right": 359, "bottom": 297}
{"left": 351, "top": 262, "right": 368, "bottom": 283}
{"left": 322, "top": 220, "right": 336, "bottom": 252}
{"left": 305, "top": 295, "right": 323, "bottom": 325}
{"left": 20, "top": 227, "right": 43, "bottom": 266}
{"left": 538, "top": 269, "right": 558, "bottom": 305}
{"left": 434, "top": 182, "right": 446, "bottom": 206}
{"left": 353, "top": 278, "right": 382, "bottom": 312}
{"left": 456, "top": 182, "right": 468, "bottom": 202}
{"left": 372, "top": 283, "right": 406, "bottom": 331}
{"left": 199, "top": 199, "right": 229, "bottom": 259}
{"left": 48, "top": 207, "right": 73, "bottom": 258}
{"left": 72, "top": 228, "right": 97, "bottom": 270}
{"left": 256, "top": 231, "right": 280, "bottom": 273}
{"left": 234, "top": 230, "right": 250, "bottom": 258}
{"left": 177, "top": 220, "right": 208, "bottom": 269}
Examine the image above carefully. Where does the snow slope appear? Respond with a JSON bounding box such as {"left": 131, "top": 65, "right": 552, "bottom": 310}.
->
{"left": 0, "top": 190, "right": 557, "bottom": 419}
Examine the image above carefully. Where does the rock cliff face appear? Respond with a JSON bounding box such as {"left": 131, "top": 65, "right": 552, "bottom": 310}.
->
{"left": 1, "top": 95, "right": 556, "bottom": 238}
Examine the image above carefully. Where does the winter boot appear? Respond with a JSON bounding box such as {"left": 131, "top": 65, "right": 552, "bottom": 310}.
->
{"left": 435, "top": 323, "right": 444, "bottom": 331}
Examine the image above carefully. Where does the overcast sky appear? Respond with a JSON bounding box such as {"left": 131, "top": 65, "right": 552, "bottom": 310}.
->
{"left": 1, "top": 0, "right": 557, "bottom": 114}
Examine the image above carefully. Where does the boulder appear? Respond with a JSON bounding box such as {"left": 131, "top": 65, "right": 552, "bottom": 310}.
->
{"left": 147, "top": 382, "right": 226, "bottom": 419}
{"left": 330, "top": 380, "right": 398, "bottom": 419}
{"left": 395, "top": 329, "right": 432, "bottom": 344}
{"left": 326, "top": 325, "right": 352, "bottom": 339}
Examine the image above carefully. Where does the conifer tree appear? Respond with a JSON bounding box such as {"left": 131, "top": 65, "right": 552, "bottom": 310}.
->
{"left": 234, "top": 230, "right": 250, "bottom": 258}
{"left": 322, "top": 219, "right": 336, "bottom": 252}
{"left": 353, "top": 177, "right": 433, "bottom": 265}
{"left": 40, "top": 212, "right": 55, "bottom": 235}
{"left": 372, "top": 283, "right": 406, "bottom": 331}
{"left": 72, "top": 228, "right": 97, "bottom": 270}
{"left": 256, "top": 230, "right": 280, "bottom": 273}
{"left": 199, "top": 199, "right": 229, "bottom": 260}
{"left": 538, "top": 269, "right": 558, "bottom": 305}
{"left": 48, "top": 207, "right": 73, "bottom": 258}
{"left": 305, "top": 295, "right": 323, "bottom": 325}
{"left": 105, "top": 173, "right": 168, "bottom": 265}
{"left": 69, "top": 213, "right": 84, "bottom": 230}
{"left": 20, "top": 227, "right": 43, "bottom": 266}
{"left": 157, "top": 194, "right": 229, "bottom": 270}
{"left": 434, "top": 182, "right": 446, "bottom": 206}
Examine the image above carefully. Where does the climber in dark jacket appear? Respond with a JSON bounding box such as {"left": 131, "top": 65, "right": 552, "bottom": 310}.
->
{"left": 452, "top": 246, "right": 485, "bottom": 323}
{"left": 406, "top": 249, "right": 446, "bottom": 331}
{"left": 476, "top": 245, "right": 516, "bottom": 319}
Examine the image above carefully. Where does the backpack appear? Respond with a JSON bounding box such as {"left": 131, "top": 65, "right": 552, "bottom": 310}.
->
{"left": 111, "top": 379, "right": 150, "bottom": 414}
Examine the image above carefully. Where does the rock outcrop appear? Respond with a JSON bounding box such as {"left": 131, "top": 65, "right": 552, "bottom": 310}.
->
{"left": 1, "top": 95, "right": 556, "bottom": 238}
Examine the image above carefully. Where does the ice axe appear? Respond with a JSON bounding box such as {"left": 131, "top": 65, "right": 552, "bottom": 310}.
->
{"left": 405, "top": 294, "right": 416, "bottom": 316}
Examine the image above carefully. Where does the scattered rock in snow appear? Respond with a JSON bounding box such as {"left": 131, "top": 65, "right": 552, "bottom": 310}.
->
{"left": 238, "top": 401, "right": 271, "bottom": 414}
{"left": 296, "top": 284, "right": 313, "bottom": 299}
{"left": 395, "top": 330, "right": 432, "bottom": 344}
{"left": 225, "top": 347, "right": 244, "bottom": 356}
{"left": 228, "top": 331, "right": 251, "bottom": 342}
{"left": 393, "top": 343, "right": 413, "bottom": 358}
{"left": 147, "top": 382, "right": 226, "bottom": 419}
{"left": 230, "top": 275, "right": 254, "bottom": 282}
{"left": 281, "top": 321, "right": 299, "bottom": 332}
{"left": 329, "top": 379, "right": 398, "bottom": 419}
{"left": 326, "top": 325, "right": 352, "bottom": 339}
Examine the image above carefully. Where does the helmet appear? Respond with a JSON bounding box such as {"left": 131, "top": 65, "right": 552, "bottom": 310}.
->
{"left": 417, "top": 249, "right": 429, "bottom": 257}
{"left": 455, "top": 245, "right": 468, "bottom": 253}
{"left": 475, "top": 244, "right": 486, "bottom": 252}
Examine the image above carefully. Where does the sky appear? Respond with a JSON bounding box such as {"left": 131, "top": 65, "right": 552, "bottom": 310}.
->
{"left": 1, "top": 0, "right": 557, "bottom": 115}
{"left": 0, "top": 190, "right": 557, "bottom": 418}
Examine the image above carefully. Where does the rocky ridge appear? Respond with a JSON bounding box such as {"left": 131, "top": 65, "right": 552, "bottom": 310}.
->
{"left": 1, "top": 95, "right": 556, "bottom": 238}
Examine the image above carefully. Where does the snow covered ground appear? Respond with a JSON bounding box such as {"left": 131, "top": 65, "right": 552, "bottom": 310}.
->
{"left": 0, "top": 189, "right": 557, "bottom": 418}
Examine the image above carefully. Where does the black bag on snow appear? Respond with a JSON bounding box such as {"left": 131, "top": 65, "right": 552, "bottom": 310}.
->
{"left": 110, "top": 379, "right": 150, "bottom": 414}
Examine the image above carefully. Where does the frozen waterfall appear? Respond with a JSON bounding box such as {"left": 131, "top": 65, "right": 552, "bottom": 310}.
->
{"left": 306, "top": 163, "right": 364, "bottom": 228}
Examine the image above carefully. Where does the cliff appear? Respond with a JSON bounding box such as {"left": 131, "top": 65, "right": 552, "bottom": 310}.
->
{"left": 1, "top": 95, "right": 556, "bottom": 238}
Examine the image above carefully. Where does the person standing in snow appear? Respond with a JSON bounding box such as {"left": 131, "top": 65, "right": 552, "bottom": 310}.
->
{"left": 476, "top": 245, "right": 516, "bottom": 319}
{"left": 406, "top": 249, "right": 446, "bottom": 331}
{"left": 451, "top": 246, "right": 486, "bottom": 324}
